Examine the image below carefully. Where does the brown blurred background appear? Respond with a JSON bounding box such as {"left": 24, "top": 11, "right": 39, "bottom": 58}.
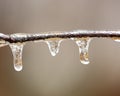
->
{"left": 0, "top": 0, "right": 120, "bottom": 96}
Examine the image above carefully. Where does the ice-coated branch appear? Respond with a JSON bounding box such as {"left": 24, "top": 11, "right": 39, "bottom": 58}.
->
{"left": 1, "top": 30, "right": 120, "bottom": 43}
{"left": 1, "top": 30, "right": 120, "bottom": 71}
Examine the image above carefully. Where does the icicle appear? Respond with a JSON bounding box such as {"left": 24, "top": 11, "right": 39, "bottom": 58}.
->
{"left": 46, "top": 39, "right": 62, "bottom": 56}
{"left": 9, "top": 43, "right": 25, "bottom": 71}
{"left": 75, "top": 38, "right": 92, "bottom": 64}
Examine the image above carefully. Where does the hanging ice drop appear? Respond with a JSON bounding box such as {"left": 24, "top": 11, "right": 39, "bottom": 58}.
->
{"left": 9, "top": 43, "right": 24, "bottom": 71}
{"left": 75, "top": 38, "right": 91, "bottom": 64}
{"left": 46, "top": 39, "right": 62, "bottom": 56}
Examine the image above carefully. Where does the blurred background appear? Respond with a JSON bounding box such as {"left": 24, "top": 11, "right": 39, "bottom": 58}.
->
{"left": 0, "top": 0, "right": 120, "bottom": 96}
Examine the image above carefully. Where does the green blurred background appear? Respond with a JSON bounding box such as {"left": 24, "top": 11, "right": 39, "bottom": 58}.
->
{"left": 0, "top": 0, "right": 120, "bottom": 96}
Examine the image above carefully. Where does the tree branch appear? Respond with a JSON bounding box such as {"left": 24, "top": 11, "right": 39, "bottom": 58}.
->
{"left": 0, "top": 30, "right": 120, "bottom": 43}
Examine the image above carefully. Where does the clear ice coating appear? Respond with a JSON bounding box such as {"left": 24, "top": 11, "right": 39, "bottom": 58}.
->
{"left": 9, "top": 43, "right": 25, "bottom": 71}
{"left": 46, "top": 39, "right": 62, "bottom": 56}
{"left": 112, "top": 37, "right": 120, "bottom": 42}
{"left": 0, "top": 40, "right": 8, "bottom": 47}
{"left": 0, "top": 33, "right": 8, "bottom": 47}
{"left": 75, "top": 38, "right": 92, "bottom": 64}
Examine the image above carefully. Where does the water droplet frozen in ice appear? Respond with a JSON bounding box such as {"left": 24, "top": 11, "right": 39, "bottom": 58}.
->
{"left": 46, "top": 39, "right": 62, "bottom": 56}
{"left": 9, "top": 43, "right": 25, "bottom": 71}
{"left": 75, "top": 38, "right": 92, "bottom": 64}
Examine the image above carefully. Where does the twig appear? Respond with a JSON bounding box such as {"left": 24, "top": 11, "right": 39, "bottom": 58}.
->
{"left": 0, "top": 30, "right": 120, "bottom": 43}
